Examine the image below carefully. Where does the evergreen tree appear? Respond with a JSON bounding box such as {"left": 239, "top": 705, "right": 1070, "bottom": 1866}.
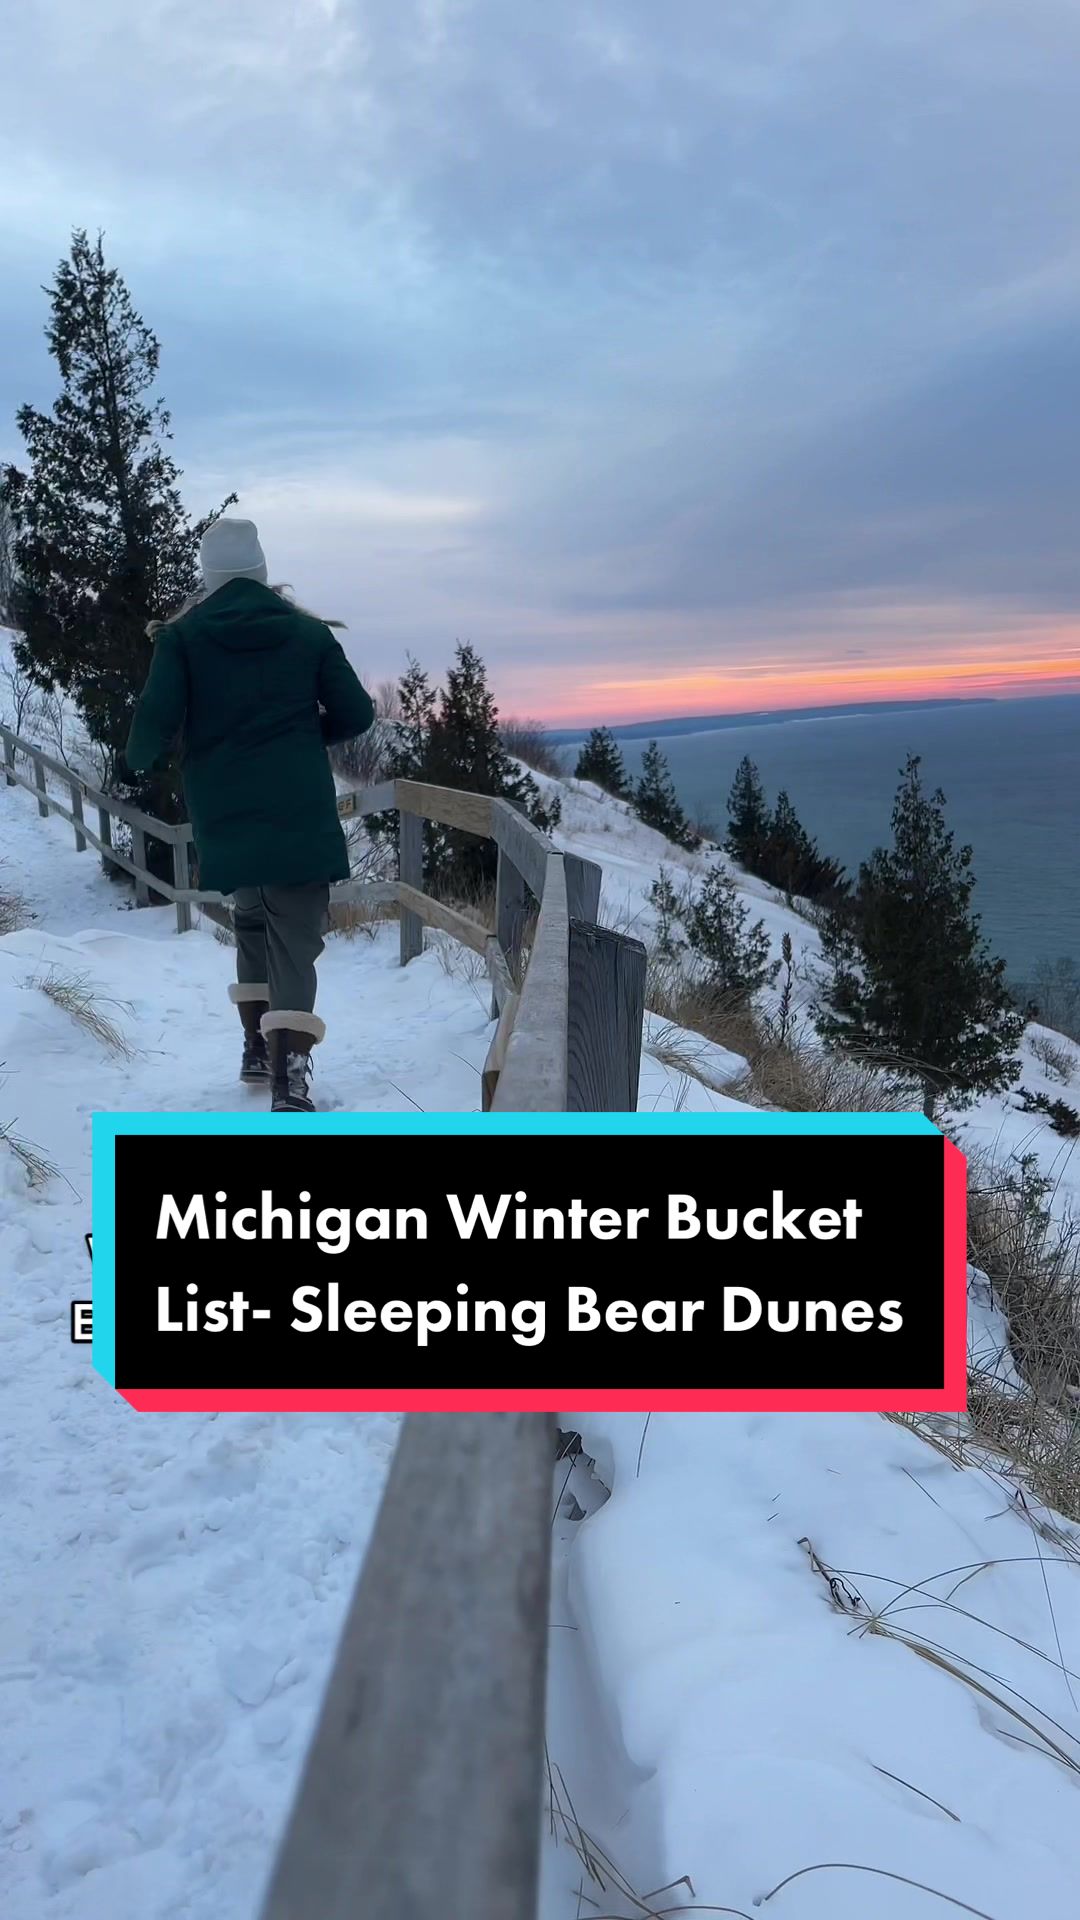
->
{"left": 1, "top": 230, "right": 234, "bottom": 822}
{"left": 0, "top": 495, "right": 16, "bottom": 627}
{"left": 575, "top": 726, "right": 629, "bottom": 798}
{"left": 647, "top": 868, "right": 689, "bottom": 962}
{"left": 815, "top": 755, "right": 1023, "bottom": 1118}
{"left": 685, "top": 865, "right": 778, "bottom": 1000}
{"left": 387, "top": 657, "right": 437, "bottom": 781}
{"left": 726, "top": 755, "right": 770, "bottom": 868}
{"left": 760, "top": 790, "right": 848, "bottom": 904}
{"left": 376, "top": 644, "right": 560, "bottom": 889}
{"left": 634, "top": 741, "right": 698, "bottom": 849}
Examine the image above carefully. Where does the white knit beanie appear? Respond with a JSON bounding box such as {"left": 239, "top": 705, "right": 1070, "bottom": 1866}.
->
{"left": 200, "top": 517, "right": 269, "bottom": 595}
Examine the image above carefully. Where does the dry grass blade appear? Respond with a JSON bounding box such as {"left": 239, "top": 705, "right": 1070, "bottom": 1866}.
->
{"left": 799, "top": 1537, "right": 868, "bottom": 1613}
{"left": 894, "top": 1630, "right": 1080, "bottom": 1773}
{"left": 0, "top": 1115, "right": 58, "bottom": 1187}
{"left": 545, "top": 1757, "right": 728, "bottom": 1920}
{"left": 384, "top": 1079, "right": 425, "bottom": 1111}
{"left": 644, "top": 1021, "right": 736, "bottom": 1094}
{"left": 29, "top": 965, "right": 135, "bottom": 1058}
{"left": 587, "top": 1909, "right": 754, "bottom": 1920}
{"left": 758, "top": 1861, "right": 1001, "bottom": 1918}
{"left": 890, "top": 1390, "right": 1080, "bottom": 1532}
{"left": 871, "top": 1764, "right": 959, "bottom": 1821}
{"left": 545, "top": 1751, "right": 605, "bottom": 1888}
{"left": 1015, "top": 1486, "right": 1077, "bottom": 1708}
{"left": 802, "top": 1541, "right": 1080, "bottom": 1773}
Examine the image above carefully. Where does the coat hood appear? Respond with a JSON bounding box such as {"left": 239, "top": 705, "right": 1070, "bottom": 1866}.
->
{"left": 185, "top": 578, "right": 294, "bottom": 652}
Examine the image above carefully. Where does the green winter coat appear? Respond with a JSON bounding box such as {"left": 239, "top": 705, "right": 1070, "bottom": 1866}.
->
{"left": 126, "top": 579, "right": 374, "bottom": 894}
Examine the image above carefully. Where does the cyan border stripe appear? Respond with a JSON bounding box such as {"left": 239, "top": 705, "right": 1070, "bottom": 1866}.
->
{"left": 92, "top": 1109, "right": 935, "bottom": 1141}
{"left": 89, "top": 1108, "right": 937, "bottom": 1393}
{"left": 91, "top": 1112, "right": 117, "bottom": 1386}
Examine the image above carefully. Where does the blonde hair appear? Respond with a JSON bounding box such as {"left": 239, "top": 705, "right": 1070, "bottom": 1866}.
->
{"left": 146, "top": 582, "right": 345, "bottom": 639}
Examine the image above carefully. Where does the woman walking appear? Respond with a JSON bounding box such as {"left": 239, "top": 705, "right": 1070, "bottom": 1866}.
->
{"left": 126, "top": 517, "right": 374, "bottom": 1112}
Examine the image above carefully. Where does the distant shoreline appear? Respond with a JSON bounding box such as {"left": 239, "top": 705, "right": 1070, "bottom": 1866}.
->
{"left": 547, "top": 696, "right": 996, "bottom": 744}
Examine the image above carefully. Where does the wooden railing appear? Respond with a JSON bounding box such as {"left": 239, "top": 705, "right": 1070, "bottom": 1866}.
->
{"left": 2, "top": 724, "right": 647, "bottom": 1113}
{"left": 259, "top": 1410, "right": 556, "bottom": 1920}
{"left": 2, "top": 722, "right": 198, "bottom": 924}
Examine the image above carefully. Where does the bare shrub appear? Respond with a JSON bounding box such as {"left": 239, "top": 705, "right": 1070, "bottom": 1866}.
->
{"left": 346, "top": 823, "right": 396, "bottom": 884}
{"left": 964, "top": 1373, "right": 1080, "bottom": 1522}
{"left": 331, "top": 680, "right": 401, "bottom": 790}
{"left": 1, "top": 656, "right": 39, "bottom": 735}
{"left": 644, "top": 1019, "right": 738, "bottom": 1093}
{"left": 1030, "top": 1032, "right": 1076, "bottom": 1083}
{"left": 329, "top": 897, "right": 387, "bottom": 941}
{"left": 499, "top": 717, "right": 565, "bottom": 779}
{"left": 728, "top": 1040, "right": 914, "bottom": 1114}
{"left": 1027, "top": 956, "right": 1080, "bottom": 1043}
{"left": 0, "top": 889, "right": 33, "bottom": 934}
{"left": 428, "top": 931, "right": 488, "bottom": 987}
{"left": 966, "top": 1149, "right": 1080, "bottom": 1397}
{"left": 646, "top": 953, "right": 763, "bottom": 1064}
{"left": 646, "top": 949, "right": 911, "bottom": 1110}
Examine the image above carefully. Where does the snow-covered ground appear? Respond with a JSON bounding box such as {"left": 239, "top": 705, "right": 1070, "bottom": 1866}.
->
{"left": 554, "top": 1407, "right": 1080, "bottom": 1920}
{"left": 4, "top": 729, "right": 1080, "bottom": 1919}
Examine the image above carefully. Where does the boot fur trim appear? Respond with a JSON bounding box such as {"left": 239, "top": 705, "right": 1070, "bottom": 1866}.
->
{"left": 261, "top": 1009, "right": 326, "bottom": 1046}
{"left": 229, "top": 981, "right": 270, "bottom": 1005}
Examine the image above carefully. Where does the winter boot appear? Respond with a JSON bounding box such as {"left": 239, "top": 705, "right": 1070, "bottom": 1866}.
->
{"left": 267, "top": 1030, "right": 317, "bottom": 1114}
{"left": 236, "top": 998, "right": 271, "bottom": 1084}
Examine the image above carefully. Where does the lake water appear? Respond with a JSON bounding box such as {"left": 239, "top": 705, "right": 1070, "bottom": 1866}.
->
{"left": 568, "top": 695, "right": 1080, "bottom": 981}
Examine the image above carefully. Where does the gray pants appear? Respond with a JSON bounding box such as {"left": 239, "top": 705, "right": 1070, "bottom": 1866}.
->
{"left": 230, "top": 884, "right": 330, "bottom": 1043}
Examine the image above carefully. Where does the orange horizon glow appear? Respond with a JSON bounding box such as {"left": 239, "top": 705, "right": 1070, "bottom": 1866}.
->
{"left": 525, "top": 643, "right": 1080, "bottom": 727}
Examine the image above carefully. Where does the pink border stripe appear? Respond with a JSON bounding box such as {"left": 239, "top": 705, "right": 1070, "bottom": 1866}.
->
{"left": 122, "top": 1140, "right": 967, "bottom": 1415}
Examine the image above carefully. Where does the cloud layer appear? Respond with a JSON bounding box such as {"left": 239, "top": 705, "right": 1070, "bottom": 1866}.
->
{"left": 3, "top": 2, "right": 1080, "bottom": 717}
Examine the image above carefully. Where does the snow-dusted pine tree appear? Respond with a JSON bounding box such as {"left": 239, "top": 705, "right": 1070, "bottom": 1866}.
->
{"left": 815, "top": 754, "right": 1023, "bottom": 1118}
{"left": 575, "top": 726, "right": 629, "bottom": 798}
{"left": 1, "top": 230, "right": 234, "bottom": 815}
{"left": 685, "top": 866, "right": 777, "bottom": 1000}
{"left": 762, "top": 790, "right": 848, "bottom": 904}
{"left": 725, "top": 755, "right": 770, "bottom": 867}
{"left": 634, "top": 741, "right": 698, "bottom": 849}
{"left": 376, "top": 644, "right": 560, "bottom": 888}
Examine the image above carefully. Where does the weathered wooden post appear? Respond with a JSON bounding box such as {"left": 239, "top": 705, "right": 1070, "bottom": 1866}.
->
{"left": 34, "top": 754, "right": 49, "bottom": 819}
{"left": 258, "top": 1411, "right": 555, "bottom": 1920}
{"left": 566, "top": 920, "right": 647, "bottom": 1111}
{"left": 563, "top": 853, "right": 602, "bottom": 925}
{"left": 398, "top": 805, "right": 424, "bottom": 964}
{"left": 172, "top": 833, "right": 193, "bottom": 933}
{"left": 3, "top": 732, "right": 15, "bottom": 788}
{"left": 492, "top": 843, "right": 529, "bottom": 1013}
{"left": 68, "top": 779, "right": 87, "bottom": 852}
{"left": 131, "top": 826, "right": 151, "bottom": 906}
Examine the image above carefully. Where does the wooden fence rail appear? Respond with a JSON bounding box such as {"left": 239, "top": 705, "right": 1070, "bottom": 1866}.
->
{"left": 2, "top": 723, "right": 646, "bottom": 1117}
{"left": 258, "top": 1411, "right": 556, "bottom": 1920}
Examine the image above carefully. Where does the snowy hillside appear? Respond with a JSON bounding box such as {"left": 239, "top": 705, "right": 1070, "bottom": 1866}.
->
{"left": 3, "top": 723, "right": 1080, "bottom": 1919}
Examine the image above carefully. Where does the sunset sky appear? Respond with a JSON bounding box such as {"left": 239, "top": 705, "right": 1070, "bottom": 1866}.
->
{"left": 4, "top": 3, "right": 1080, "bottom": 724}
